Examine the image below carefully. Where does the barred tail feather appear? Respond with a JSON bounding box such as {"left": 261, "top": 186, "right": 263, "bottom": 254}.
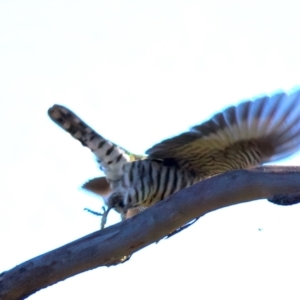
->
{"left": 48, "top": 105, "right": 129, "bottom": 181}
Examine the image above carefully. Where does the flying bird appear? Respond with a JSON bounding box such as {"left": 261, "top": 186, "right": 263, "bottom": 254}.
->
{"left": 48, "top": 89, "right": 300, "bottom": 228}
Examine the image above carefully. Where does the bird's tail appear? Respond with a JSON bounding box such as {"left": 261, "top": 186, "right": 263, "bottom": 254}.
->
{"left": 48, "top": 104, "right": 132, "bottom": 181}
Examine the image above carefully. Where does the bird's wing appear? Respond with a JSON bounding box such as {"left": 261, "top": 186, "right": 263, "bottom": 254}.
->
{"left": 146, "top": 90, "right": 300, "bottom": 177}
{"left": 82, "top": 177, "right": 112, "bottom": 196}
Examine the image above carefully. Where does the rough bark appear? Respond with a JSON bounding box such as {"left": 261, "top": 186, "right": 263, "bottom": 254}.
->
{"left": 1, "top": 166, "right": 300, "bottom": 300}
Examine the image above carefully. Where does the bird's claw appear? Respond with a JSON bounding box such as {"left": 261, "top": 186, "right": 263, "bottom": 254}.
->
{"left": 84, "top": 206, "right": 111, "bottom": 229}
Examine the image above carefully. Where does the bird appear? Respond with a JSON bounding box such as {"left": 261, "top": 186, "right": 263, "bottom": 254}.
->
{"left": 48, "top": 89, "right": 300, "bottom": 228}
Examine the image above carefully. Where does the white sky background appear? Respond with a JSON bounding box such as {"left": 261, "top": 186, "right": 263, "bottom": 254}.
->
{"left": 1, "top": 1, "right": 300, "bottom": 299}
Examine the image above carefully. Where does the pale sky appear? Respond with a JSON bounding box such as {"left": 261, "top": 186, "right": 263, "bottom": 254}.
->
{"left": 1, "top": 1, "right": 300, "bottom": 299}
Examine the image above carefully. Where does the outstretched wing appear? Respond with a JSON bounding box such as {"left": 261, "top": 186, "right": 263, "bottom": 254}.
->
{"left": 147, "top": 90, "right": 300, "bottom": 177}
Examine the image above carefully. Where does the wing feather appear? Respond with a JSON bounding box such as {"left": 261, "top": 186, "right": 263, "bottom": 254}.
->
{"left": 146, "top": 89, "right": 300, "bottom": 176}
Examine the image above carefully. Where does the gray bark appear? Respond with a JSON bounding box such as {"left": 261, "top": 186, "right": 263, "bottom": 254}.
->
{"left": 1, "top": 166, "right": 300, "bottom": 300}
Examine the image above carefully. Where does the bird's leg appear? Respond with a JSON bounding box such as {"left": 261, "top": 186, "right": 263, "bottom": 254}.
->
{"left": 84, "top": 206, "right": 110, "bottom": 229}
{"left": 85, "top": 192, "right": 129, "bottom": 229}
{"left": 100, "top": 206, "right": 112, "bottom": 229}
{"left": 84, "top": 205, "right": 106, "bottom": 217}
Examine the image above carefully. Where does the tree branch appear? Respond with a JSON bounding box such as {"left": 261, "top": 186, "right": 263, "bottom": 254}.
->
{"left": 1, "top": 166, "right": 300, "bottom": 300}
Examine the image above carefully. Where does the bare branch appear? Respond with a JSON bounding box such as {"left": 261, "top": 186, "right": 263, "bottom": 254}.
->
{"left": 1, "top": 166, "right": 300, "bottom": 300}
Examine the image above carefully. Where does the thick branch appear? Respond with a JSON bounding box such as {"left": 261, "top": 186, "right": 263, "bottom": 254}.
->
{"left": 1, "top": 166, "right": 300, "bottom": 300}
